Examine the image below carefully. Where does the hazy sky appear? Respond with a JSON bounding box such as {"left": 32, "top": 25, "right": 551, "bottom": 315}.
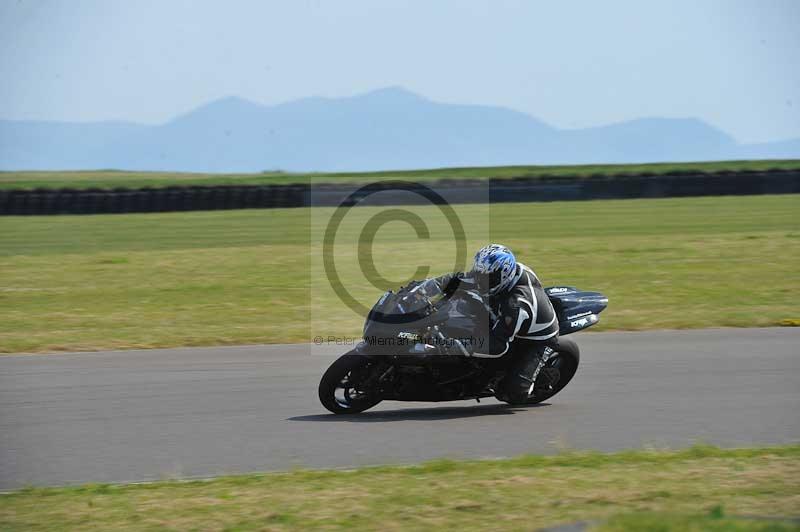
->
{"left": 1, "top": 0, "right": 798, "bottom": 143}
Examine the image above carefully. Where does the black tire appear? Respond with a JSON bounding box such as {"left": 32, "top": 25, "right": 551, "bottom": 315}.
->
{"left": 318, "top": 352, "right": 383, "bottom": 414}
{"left": 500, "top": 337, "right": 580, "bottom": 405}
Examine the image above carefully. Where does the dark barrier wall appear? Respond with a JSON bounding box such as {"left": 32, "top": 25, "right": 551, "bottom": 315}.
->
{"left": 1, "top": 171, "right": 798, "bottom": 215}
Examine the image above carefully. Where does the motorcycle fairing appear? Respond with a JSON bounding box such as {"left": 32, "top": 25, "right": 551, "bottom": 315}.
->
{"left": 545, "top": 286, "right": 609, "bottom": 335}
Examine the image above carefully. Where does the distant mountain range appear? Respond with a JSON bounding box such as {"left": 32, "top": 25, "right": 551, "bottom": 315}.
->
{"left": 1, "top": 87, "right": 798, "bottom": 172}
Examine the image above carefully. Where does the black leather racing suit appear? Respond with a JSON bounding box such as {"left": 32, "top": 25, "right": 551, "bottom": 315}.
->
{"left": 431, "top": 263, "right": 559, "bottom": 357}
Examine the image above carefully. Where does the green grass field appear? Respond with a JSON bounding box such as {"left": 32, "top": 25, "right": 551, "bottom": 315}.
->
{"left": 1, "top": 159, "right": 798, "bottom": 190}
{"left": 1, "top": 194, "right": 798, "bottom": 353}
{"left": 1, "top": 445, "right": 797, "bottom": 531}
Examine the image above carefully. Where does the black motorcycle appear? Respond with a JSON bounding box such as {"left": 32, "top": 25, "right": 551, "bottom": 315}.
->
{"left": 319, "top": 279, "right": 608, "bottom": 414}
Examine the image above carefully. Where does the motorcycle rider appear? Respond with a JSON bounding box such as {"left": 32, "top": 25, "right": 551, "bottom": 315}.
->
{"left": 431, "top": 243, "right": 559, "bottom": 358}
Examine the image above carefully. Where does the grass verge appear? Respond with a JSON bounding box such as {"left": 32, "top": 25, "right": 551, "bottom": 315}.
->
{"left": 1, "top": 445, "right": 798, "bottom": 531}
{"left": 1, "top": 159, "right": 799, "bottom": 190}
{"left": 1, "top": 194, "right": 798, "bottom": 353}
{"left": 598, "top": 510, "right": 800, "bottom": 531}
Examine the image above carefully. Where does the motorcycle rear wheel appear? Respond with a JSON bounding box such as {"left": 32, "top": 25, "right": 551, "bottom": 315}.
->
{"left": 318, "top": 351, "right": 383, "bottom": 414}
{"left": 499, "top": 337, "right": 580, "bottom": 405}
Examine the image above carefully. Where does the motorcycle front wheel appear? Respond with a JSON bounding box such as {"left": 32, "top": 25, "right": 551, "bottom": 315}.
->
{"left": 318, "top": 351, "right": 383, "bottom": 414}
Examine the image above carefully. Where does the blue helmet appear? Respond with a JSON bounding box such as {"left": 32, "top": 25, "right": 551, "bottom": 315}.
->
{"left": 471, "top": 244, "right": 518, "bottom": 296}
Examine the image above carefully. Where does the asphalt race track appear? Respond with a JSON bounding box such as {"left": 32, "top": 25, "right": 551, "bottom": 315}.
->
{"left": 1, "top": 328, "right": 798, "bottom": 489}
